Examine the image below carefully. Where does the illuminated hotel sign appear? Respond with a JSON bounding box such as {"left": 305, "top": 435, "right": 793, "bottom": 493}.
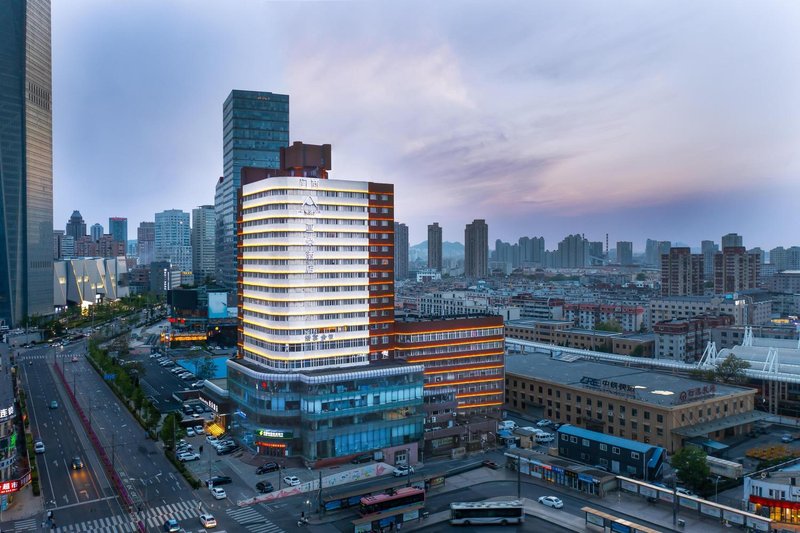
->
{"left": 256, "top": 429, "right": 293, "bottom": 440}
{"left": 580, "top": 376, "right": 636, "bottom": 398}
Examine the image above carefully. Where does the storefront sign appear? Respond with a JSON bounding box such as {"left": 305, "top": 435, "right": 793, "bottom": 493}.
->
{"left": 746, "top": 517, "right": 770, "bottom": 531}
{"left": 551, "top": 465, "right": 564, "bottom": 474}
{"left": 0, "top": 480, "right": 19, "bottom": 495}
{"left": 199, "top": 397, "right": 218, "bottom": 413}
{"left": 0, "top": 405, "right": 14, "bottom": 422}
{"left": 723, "top": 510, "right": 744, "bottom": 525}
{"left": 620, "top": 480, "right": 639, "bottom": 493}
{"left": 256, "top": 429, "right": 293, "bottom": 439}
{"left": 579, "top": 474, "right": 598, "bottom": 483}
{"left": 580, "top": 376, "right": 636, "bottom": 398}
{"left": 428, "top": 476, "right": 445, "bottom": 489}
{"left": 586, "top": 513, "right": 605, "bottom": 526}
{"left": 677, "top": 384, "right": 717, "bottom": 404}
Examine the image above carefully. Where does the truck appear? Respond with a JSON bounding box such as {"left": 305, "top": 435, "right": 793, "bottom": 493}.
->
{"left": 706, "top": 456, "right": 743, "bottom": 479}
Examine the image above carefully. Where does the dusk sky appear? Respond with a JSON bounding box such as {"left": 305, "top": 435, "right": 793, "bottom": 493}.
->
{"left": 53, "top": 1, "right": 800, "bottom": 251}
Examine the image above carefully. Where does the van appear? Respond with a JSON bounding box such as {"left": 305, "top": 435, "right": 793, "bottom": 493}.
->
{"left": 535, "top": 432, "right": 555, "bottom": 444}
{"left": 498, "top": 420, "right": 517, "bottom": 431}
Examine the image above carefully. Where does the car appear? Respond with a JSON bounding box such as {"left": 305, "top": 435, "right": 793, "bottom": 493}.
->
{"left": 217, "top": 444, "right": 239, "bottom": 456}
{"left": 538, "top": 496, "right": 563, "bottom": 508}
{"left": 206, "top": 435, "right": 219, "bottom": 445}
{"left": 537, "top": 419, "right": 553, "bottom": 427}
{"left": 351, "top": 454, "right": 372, "bottom": 464}
{"left": 71, "top": 356, "right": 79, "bottom": 362}
{"left": 392, "top": 465, "right": 414, "bottom": 477}
{"left": 283, "top": 475, "right": 301, "bottom": 486}
{"left": 191, "top": 381, "right": 205, "bottom": 389}
{"left": 213, "top": 439, "right": 234, "bottom": 450}
{"left": 206, "top": 475, "right": 232, "bottom": 487}
{"left": 186, "top": 427, "right": 195, "bottom": 437}
{"left": 194, "top": 425, "right": 204, "bottom": 434}
{"left": 71, "top": 456, "right": 84, "bottom": 470}
{"left": 676, "top": 487, "right": 696, "bottom": 497}
{"left": 149, "top": 353, "right": 160, "bottom": 359}
{"left": 193, "top": 405, "right": 204, "bottom": 414}
{"left": 210, "top": 486, "right": 227, "bottom": 500}
{"left": 49, "top": 400, "right": 58, "bottom": 409}
{"left": 256, "top": 462, "right": 279, "bottom": 474}
{"left": 199, "top": 514, "right": 217, "bottom": 528}
{"left": 34, "top": 440, "right": 45, "bottom": 454}
{"left": 177, "top": 452, "right": 200, "bottom": 462}
{"left": 482, "top": 459, "right": 499, "bottom": 469}
{"left": 782, "top": 434, "right": 793, "bottom": 443}
{"left": 163, "top": 518, "right": 181, "bottom": 532}
{"left": 256, "top": 481, "right": 274, "bottom": 493}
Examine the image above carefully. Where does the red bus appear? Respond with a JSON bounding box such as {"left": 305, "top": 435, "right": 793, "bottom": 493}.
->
{"left": 359, "top": 487, "right": 425, "bottom": 516}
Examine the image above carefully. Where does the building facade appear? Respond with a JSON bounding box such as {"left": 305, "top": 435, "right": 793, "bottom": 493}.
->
{"left": 504, "top": 354, "right": 759, "bottom": 453}
{"left": 701, "top": 240, "right": 719, "bottom": 278}
{"left": 227, "top": 168, "right": 423, "bottom": 462}
{"left": 394, "top": 222, "right": 409, "bottom": 281}
{"left": 54, "top": 257, "right": 129, "bottom": 307}
{"left": 563, "top": 303, "right": 644, "bottom": 332}
{"left": 137, "top": 221, "right": 155, "bottom": 265}
{"left": 653, "top": 315, "right": 733, "bottom": 362}
{"left": 215, "top": 90, "right": 289, "bottom": 300}
{"left": 108, "top": 217, "right": 127, "bottom": 245}
{"left": 65, "top": 210, "right": 86, "bottom": 241}
{"left": 90, "top": 223, "right": 103, "bottom": 242}
{"left": 714, "top": 247, "right": 760, "bottom": 293}
{"left": 464, "top": 219, "right": 489, "bottom": 278}
{"left": 660, "top": 247, "right": 704, "bottom": 296}
{"left": 0, "top": 0, "right": 54, "bottom": 326}
{"left": 427, "top": 222, "right": 442, "bottom": 272}
{"left": 191, "top": 205, "right": 216, "bottom": 282}
{"left": 155, "top": 209, "right": 192, "bottom": 272}
{"left": 616, "top": 241, "right": 633, "bottom": 266}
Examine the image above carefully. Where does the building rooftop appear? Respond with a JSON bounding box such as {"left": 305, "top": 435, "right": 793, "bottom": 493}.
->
{"left": 558, "top": 424, "right": 657, "bottom": 453}
{"left": 506, "top": 318, "right": 574, "bottom": 327}
{"left": 505, "top": 353, "right": 753, "bottom": 407}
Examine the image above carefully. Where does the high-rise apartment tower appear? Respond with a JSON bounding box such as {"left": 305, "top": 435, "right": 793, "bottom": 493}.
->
{"left": 427, "top": 222, "right": 442, "bottom": 271}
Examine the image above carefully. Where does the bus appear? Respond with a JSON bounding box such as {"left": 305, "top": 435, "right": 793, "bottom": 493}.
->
{"left": 449, "top": 500, "right": 525, "bottom": 526}
{"left": 359, "top": 487, "right": 426, "bottom": 516}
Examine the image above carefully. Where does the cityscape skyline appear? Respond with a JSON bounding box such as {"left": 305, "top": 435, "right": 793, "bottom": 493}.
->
{"left": 51, "top": 1, "right": 800, "bottom": 248}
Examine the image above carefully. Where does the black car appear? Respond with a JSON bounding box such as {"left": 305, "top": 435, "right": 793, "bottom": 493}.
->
{"left": 351, "top": 454, "right": 372, "bottom": 464}
{"left": 206, "top": 475, "right": 232, "bottom": 487}
{"left": 256, "top": 462, "right": 279, "bottom": 475}
{"left": 71, "top": 456, "right": 84, "bottom": 469}
{"left": 256, "top": 481, "right": 274, "bottom": 493}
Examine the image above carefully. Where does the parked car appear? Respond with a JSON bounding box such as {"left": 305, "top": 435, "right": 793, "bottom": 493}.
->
{"left": 676, "top": 487, "right": 696, "bottom": 497}
{"left": 283, "top": 475, "right": 301, "bottom": 486}
{"left": 256, "top": 481, "right": 274, "bottom": 493}
{"left": 210, "top": 486, "right": 227, "bottom": 500}
{"left": 206, "top": 435, "right": 220, "bottom": 445}
{"left": 186, "top": 427, "right": 195, "bottom": 437}
{"left": 256, "top": 462, "right": 279, "bottom": 474}
{"left": 217, "top": 445, "right": 239, "bottom": 456}
{"left": 206, "top": 476, "right": 232, "bottom": 487}
{"left": 482, "top": 459, "right": 499, "bottom": 469}
{"left": 194, "top": 425, "right": 204, "bottom": 434}
{"left": 34, "top": 440, "right": 45, "bottom": 454}
{"left": 177, "top": 452, "right": 200, "bottom": 462}
{"left": 392, "top": 465, "right": 414, "bottom": 477}
{"left": 199, "top": 514, "right": 217, "bottom": 528}
{"left": 538, "top": 496, "right": 563, "bottom": 509}
{"left": 536, "top": 419, "right": 553, "bottom": 427}
{"left": 782, "top": 434, "right": 793, "bottom": 443}
{"left": 351, "top": 454, "right": 372, "bottom": 464}
{"left": 191, "top": 381, "right": 205, "bottom": 389}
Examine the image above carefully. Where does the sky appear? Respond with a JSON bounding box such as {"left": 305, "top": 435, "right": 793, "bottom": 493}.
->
{"left": 52, "top": 0, "right": 800, "bottom": 252}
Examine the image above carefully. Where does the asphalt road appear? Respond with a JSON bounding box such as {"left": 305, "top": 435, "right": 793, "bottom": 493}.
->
{"left": 18, "top": 341, "right": 126, "bottom": 528}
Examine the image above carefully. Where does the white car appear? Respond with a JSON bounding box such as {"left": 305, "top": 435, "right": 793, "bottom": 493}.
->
{"left": 177, "top": 451, "right": 200, "bottom": 462}
{"left": 206, "top": 435, "right": 219, "bottom": 445}
{"left": 392, "top": 465, "right": 414, "bottom": 477}
{"left": 210, "top": 486, "right": 227, "bottom": 500}
{"left": 194, "top": 425, "right": 204, "bottom": 434}
{"left": 34, "top": 440, "right": 45, "bottom": 454}
{"left": 538, "top": 496, "right": 563, "bottom": 509}
{"left": 199, "top": 513, "right": 217, "bottom": 528}
{"left": 186, "top": 427, "right": 196, "bottom": 437}
{"left": 283, "top": 475, "right": 301, "bottom": 486}
{"left": 536, "top": 419, "right": 553, "bottom": 427}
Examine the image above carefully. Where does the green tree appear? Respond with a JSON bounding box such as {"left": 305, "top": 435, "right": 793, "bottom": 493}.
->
{"left": 132, "top": 387, "right": 144, "bottom": 413}
{"left": 636, "top": 272, "right": 647, "bottom": 281}
{"left": 160, "top": 412, "right": 183, "bottom": 448}
{"left": 595, "top": 321, "right": 623, "bottom": 333}
{"left": 630, "top": 345, "right": 645, "bottom": 357}
{"left": 715, "top": 354, "right": 751, "bottom": 384}
{"left": 671, "top": 446, "right": 710, "bottom": 491}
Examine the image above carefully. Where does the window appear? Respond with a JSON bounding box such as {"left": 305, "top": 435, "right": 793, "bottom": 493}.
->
{"left": 632, "top": 408, "right": 638, "bottom": 417}
{"left": 570, "top": 436, "right": 577, "bottom": 443}
{"left": 644, "top": 411, "right": 651, "bottom": 420}
{"left": 612, "top": 447, "right": 620, "bottom": 455}
{"left": 657, "top": 414, "right": 663, "bottom": 423}
{"left": 599, "top": 443, "right": 608, "bottom": 451}
{"left": 582, "top": 439, "right": 590, "bottom": 447}
{"left": 561, "top": 434, "right": 568, "bottom": 441}
{"left": 631, "top": 452, "right": 640, "bottom": 460}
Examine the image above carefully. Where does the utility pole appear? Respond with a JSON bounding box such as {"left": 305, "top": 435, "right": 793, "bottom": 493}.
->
{"left": 517, "top": 454, "right": 521, "bottom": 499}
{"left": 317, "top": 469, "right": 323, "bottom": 515}
{"left": 112, "top": 432, "right": 116, "bottom": 471}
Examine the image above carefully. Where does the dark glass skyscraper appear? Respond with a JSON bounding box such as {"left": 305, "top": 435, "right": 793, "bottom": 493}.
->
{"left": 0, "top": 0, "right": 54, "bottom": 326}
{"left": 108, "top": 217, "right": 127, "bottom": 244}
{"left": 214, "top": 90, "right": 289, "bottom": 300}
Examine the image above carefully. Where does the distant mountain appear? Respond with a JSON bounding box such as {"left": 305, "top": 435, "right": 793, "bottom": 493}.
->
{"left": 409, "top": 241, "right": 464, "bottom": 261}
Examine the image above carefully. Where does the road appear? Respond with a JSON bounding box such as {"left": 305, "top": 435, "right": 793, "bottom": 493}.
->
{"left": 17, "top": 341, "right": 127, "bottom": 529}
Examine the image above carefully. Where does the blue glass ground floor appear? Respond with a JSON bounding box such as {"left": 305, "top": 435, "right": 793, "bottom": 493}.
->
{"left": 226, "top": 359, "right": 425, "bottom": 462}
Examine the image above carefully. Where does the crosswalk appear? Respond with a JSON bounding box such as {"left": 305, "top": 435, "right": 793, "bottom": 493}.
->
{"left": 11, "top": 518, "right": 38, "bottom": 532}
{"left": 40, "top": 499, "right": 201, "bottom": 533}
{"left": 21, "top": 352, "right": 83, "bottom": 360}
{"left": 227, "top": 506, "right": 285, "bottom": 533}
{"left": 144, "top": 499, "right": 203, "bottom": 529}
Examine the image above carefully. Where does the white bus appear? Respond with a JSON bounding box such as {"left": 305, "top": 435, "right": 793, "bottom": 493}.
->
{"left": 449, "top": 500, "right": 525, "bottom": 526}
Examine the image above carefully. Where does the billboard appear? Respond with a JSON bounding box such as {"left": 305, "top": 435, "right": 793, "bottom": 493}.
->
{"left": 208, "top": 292, "right": 228, "bottom": 319}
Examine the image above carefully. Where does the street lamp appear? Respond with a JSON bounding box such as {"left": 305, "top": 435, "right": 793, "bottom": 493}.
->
{"left": 714, "top": 475, "right": 722, "bottom": 502}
